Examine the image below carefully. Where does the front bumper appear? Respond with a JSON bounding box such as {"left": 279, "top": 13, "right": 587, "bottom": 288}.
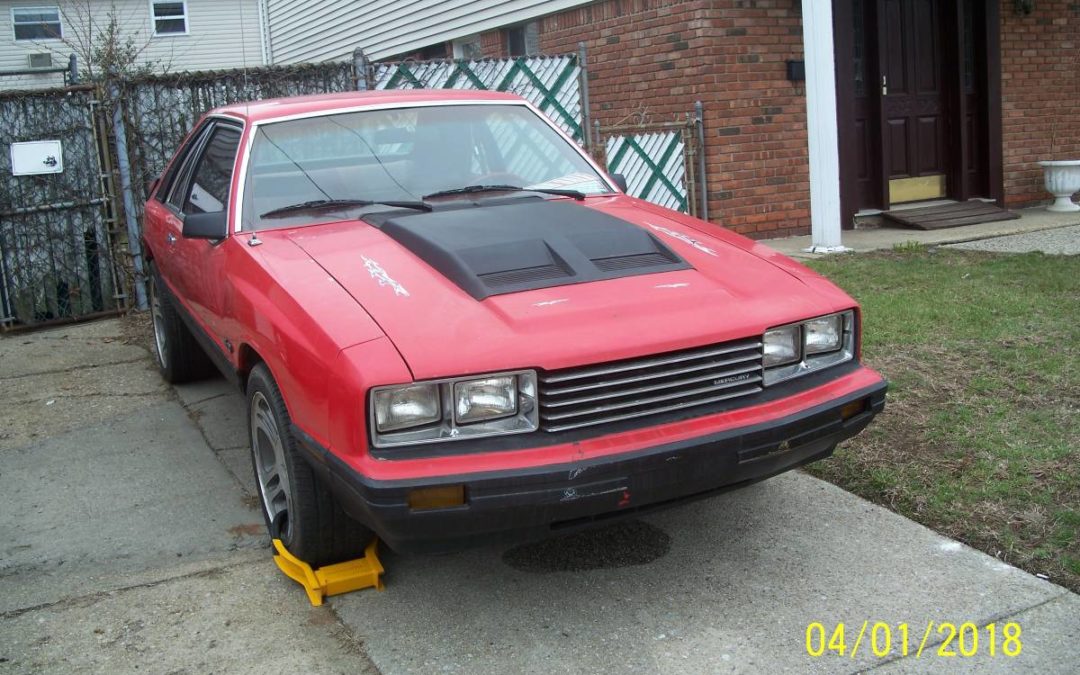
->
{"left": 296, "top": 377, "right": 887, "bottom": 554}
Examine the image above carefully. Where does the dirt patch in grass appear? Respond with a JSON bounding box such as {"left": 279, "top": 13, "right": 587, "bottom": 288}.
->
{"left": 805, "top": 249, "right": 1079, "bottom": 591}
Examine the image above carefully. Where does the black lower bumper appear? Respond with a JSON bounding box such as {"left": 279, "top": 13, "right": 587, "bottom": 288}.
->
{"left": 296, "top": 380, "right": 887, "bottom": 554}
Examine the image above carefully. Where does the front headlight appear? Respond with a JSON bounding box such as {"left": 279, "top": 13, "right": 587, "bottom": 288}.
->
{"left": 370, "top": 370, "right": 538, "bottom": 448}
{"left": 763, "top": 311, "right": 855, "bottom": 386}
{"left": 373, "top": 383, "right": 440, "bottom": 432}
{"left": 455, "top": 376, "right": 517, "bottom": 423}
{"left": 763, "top": 325, "right": 801, "bottom": 367}
{"left": 804, "top": 315, "right": 843, "bottom": 355}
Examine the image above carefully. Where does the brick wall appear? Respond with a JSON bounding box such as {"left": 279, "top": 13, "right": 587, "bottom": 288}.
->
{"left": 1000, "top": 1, "right": 1080, "bottom": 206}
{"left": 480, "top": 31, "right": 507, "bottom": 58}
{"left": 484, "top": 0, "right": 811, "bottom": 239}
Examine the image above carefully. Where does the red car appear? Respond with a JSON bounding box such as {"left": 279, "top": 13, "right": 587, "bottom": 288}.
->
{"left": 143, "top": 90, "right": 886, "bottom": 566}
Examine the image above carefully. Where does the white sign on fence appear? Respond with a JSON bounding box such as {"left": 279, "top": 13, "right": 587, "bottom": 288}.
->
{"left": 10, "top": 140, "right": 64, "bottom": 176}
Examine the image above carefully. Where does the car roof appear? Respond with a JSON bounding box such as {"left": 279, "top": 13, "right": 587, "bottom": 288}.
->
{"left": 212, "top": 89, "right": 526, "bottom": 123}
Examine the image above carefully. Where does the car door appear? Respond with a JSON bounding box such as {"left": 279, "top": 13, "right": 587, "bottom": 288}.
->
{"left": 145, "top": 120, "right": 213, "bottom": 302}
{"left": 171, "top": 120, "right": 244, "bottom": 345}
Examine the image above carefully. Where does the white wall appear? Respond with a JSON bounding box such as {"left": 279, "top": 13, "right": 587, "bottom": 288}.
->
{"left": 264, "top": 0, "right": 591, "bottom": 65}
{"left": 0, "top": 0, "right": 264, "bottom": 89}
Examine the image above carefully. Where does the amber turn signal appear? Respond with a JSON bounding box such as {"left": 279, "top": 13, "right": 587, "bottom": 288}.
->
{"left": 407, "top": 485, "right": 466, "bottom": 511}
{"left": 840, "top": 399, "right": 868, "bottom": 420}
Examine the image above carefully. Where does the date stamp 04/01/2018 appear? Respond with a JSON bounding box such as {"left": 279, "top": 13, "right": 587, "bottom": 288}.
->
{"left": 805, "top": 621, "right": 1023, "bottom": 660}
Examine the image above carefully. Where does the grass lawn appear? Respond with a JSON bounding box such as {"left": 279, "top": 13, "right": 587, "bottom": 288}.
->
{"left": 804, "top": 247, "right": 1079, "bottom": 592}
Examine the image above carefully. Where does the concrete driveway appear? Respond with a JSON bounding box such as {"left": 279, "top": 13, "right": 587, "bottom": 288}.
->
{"left": 2, "top": 319, "right": 1077, "bottom": 674}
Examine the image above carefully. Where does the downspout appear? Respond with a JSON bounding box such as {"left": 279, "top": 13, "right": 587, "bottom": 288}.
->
{"left": 257, "top": 0, "right": 273, "bottom": 66}
{"left": 577, "top": 42, "right": 592, "bottom": 151}
{"left": 694, "top": 100, "right": 708, "bottom": 221}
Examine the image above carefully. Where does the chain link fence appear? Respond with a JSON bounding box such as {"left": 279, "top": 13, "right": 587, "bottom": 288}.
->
{"left": 0, "top": 62, "right": 356, "bottom": 328}
{"left": 119, "top": 62, "right": 357, "bottom": 225}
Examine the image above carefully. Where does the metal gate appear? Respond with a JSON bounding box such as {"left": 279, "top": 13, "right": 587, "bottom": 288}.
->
{"left": 0, "top": 86, "right": 122, "bottom": 327}
{"left": 595, "top": 105, "right": 707, "bottom": 217}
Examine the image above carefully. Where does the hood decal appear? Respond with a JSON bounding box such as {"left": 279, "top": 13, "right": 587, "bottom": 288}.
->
{"left": 648, "top": 223, "right": 718, "bottom": 257}
{"left": 361, "top": 255, "right": 410, "bottom": 297}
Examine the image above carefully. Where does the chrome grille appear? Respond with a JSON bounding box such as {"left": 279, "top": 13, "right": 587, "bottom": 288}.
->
{"left": 539, "top": 338, "right": 764, "bottom": 432}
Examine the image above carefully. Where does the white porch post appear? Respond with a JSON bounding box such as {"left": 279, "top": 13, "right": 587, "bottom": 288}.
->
{"left": 801, "top": 0, "right": 848, "bottom": 253}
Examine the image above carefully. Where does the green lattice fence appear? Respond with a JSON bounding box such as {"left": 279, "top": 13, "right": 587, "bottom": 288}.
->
{"left": 370, "top": 55, "right": 584, "bottom": 142}
{"left": 602, "top": 121, "right": 697, "bottom": 215}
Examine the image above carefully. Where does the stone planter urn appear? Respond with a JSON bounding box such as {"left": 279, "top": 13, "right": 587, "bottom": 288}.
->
{"left": 1039, "top": 160, "right": 1080, "bottom": 212}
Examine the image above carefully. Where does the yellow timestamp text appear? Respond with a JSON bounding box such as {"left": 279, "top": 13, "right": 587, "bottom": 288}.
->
{"left": 805, "top": 621, "right": 1022, "bottom": 659}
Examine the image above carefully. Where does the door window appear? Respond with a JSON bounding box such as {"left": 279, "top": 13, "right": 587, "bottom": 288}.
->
{"left": 182, "top": 125, "right": 241, "bottom": 214}
{"left": 156, "top": 122, "right": 211, "bottom": 207}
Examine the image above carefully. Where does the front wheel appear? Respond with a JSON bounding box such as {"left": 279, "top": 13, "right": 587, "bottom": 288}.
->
{"left": 247, "top": 364, "right": 373, "bottom": 567}
{"left": 148, "top": 262, "right": 213, "bottom": 383}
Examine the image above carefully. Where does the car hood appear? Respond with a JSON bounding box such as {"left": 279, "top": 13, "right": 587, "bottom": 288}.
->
{"left": 282, "top": 197, "right": 854, "bottom": 380}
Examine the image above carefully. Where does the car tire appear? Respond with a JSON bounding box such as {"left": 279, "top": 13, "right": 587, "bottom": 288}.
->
{"left": 148, "top": 262, "right": 214, "bottom": 384}
{"left": 246, "top": 363, "right": 374, "bottom": 567}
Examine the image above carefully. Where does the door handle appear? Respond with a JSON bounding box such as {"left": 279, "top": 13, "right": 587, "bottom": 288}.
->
{"left": 881, "top": 76, "right": 888, "bottom": 96}
{"left": 166, "top": 232, "right": 177, "bottom": 244}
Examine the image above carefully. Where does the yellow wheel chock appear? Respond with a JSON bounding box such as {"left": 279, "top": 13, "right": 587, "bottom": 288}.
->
{"left": 272, "top": 538, "right": 384, "bottom": 606}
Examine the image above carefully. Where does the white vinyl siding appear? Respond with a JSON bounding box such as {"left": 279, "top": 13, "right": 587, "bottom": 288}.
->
{"left": 0, "top": 0, "right": 265, "bottom": 89}
{"left": 264, "top": 0, "right": 592, "bottom": 65}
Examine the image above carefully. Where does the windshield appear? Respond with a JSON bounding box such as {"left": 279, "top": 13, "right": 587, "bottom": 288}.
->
{"left": 241, "top": 104, "right": 611, "bottom": 230}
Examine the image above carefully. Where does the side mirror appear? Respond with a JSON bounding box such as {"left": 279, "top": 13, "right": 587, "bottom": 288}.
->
{"left": 182, "top": 210, "right": 228, "bottom": 240}
{"left": 611, "top": 173, "right": 628, "bottom": 193}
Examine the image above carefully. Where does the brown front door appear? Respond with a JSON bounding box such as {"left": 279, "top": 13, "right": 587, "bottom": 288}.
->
{"left": 879, "top": 0, "right": 948, "bottom": 204}
{"left": 837, "top": 0, "right": 1004, "bottom": 222}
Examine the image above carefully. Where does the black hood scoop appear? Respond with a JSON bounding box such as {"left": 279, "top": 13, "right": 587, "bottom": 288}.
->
{"left": 374, "top": 200, "right": 692, "bottom": 300}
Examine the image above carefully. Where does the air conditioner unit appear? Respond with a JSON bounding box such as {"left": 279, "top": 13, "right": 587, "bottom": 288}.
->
{"left": 28, "top": 53, "right": 53, "bottom": 69}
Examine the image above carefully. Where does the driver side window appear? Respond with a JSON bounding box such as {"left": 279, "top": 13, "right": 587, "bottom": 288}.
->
{"left": 182, "top": 125, "right": 242, "bottom": 215}
{"left": 160, "top": 122, "right": 212, "bottom": 210}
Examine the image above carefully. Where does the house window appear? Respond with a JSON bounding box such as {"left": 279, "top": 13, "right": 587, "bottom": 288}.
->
{"left": 505, "top": 22, "right": 539, "bottom": 57}
{"left": 152, "top": 1, "right": 188, "bottom": 36}
{"left": 452, "top": 35, "right": 482, "bottom": 60}
{"left": 12, "top": 6, "right": 62, "bottom": 41}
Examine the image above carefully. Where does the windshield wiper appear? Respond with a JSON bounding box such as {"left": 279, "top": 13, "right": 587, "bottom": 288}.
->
{"left": 422, "top": 184, "right": 586, "bottom": 201}
{"left": 260, "top": 198, "right": 431, "bottom": 218}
